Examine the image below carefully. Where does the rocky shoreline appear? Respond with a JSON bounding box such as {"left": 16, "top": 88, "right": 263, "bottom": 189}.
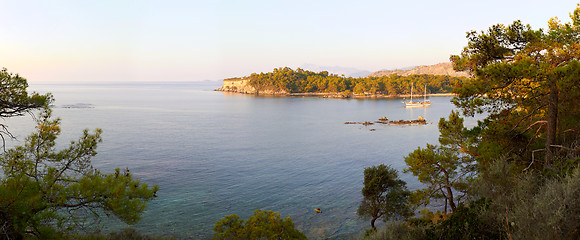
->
{"left": 345, "top": 116, "right": 427, "bottom": 131}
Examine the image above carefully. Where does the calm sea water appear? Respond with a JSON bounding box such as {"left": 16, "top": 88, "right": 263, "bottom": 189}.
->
{"left": 4, "top": 82, "right": 472, "bottom": 239}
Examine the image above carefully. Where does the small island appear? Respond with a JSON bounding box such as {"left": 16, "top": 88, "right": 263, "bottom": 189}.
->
{"left": 345, "top": 116, "right": 428, "bottom": 127}
{"left": 216, "top": 62, "right": 469, "bottom": 98}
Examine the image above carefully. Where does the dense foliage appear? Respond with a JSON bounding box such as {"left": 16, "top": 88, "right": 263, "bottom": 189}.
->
{"left": 450, "top": 5, "right": 580, "bottom": 168}
{"left": 423, "top": 198, "right": 503, "bottom": 240}
{"left": 247, "top": 67, "right": 468, "bottom": 95}
{"left": 213, "top": 209, "right": 306, "bottom": 240}
{"left": 364, "top": 5, "right": 580, "bottom": 240}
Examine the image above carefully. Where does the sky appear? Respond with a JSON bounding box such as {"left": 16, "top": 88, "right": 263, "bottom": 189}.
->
{"left": 0, "top": 0, "right": 577, "bottom": 83}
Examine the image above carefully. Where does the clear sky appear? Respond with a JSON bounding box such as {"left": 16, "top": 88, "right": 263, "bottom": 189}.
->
{"left": 0, "top": 0, "right": 577, "bottom": 83}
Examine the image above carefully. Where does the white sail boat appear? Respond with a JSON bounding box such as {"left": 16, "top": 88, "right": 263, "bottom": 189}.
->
{"left": 404, "top": 83, "right": 431, "bottom": 107}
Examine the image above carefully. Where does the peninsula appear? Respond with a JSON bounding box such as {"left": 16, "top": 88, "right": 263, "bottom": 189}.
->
{"left": 215, "top": 62, "right": 469, "bottom": 98}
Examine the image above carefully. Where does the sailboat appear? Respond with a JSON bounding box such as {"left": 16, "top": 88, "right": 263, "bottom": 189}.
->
{"left": 404, "top": 83, "right": 431, "bottom": 107}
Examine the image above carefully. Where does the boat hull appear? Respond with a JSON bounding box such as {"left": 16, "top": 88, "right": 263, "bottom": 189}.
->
{"left": 404, "top": 102, "right": 431, "bottom": 107}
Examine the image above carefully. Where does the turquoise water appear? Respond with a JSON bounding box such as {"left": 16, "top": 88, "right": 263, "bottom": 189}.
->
{"left": 4, "top": 82, "right": 467, "bottom": 239}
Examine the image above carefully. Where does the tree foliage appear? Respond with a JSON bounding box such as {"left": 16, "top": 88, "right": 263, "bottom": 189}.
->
{"left": 247, "top": 67, "right": 468, "bottom": 95}
{"left": 450, "top": 5, "right": 580, "bottom": 168}
{"left": 212, "top": 209, "right": 306, "bottom": 240}
{"left": 422, "top": 198, "right": 504, "bottom": 240}
{"left": 372, "top": 5, "right": 580, "bottom": 240}
{"left": 404, "top": 112, "right": 477, "bottom": 213}
{"left": 0, "top": 68, "right": 52, "bottom": 150}
{"left": 358, "top": 164, "right": 412, "bottom": 231}
{"left": 0, "top": 107, "right": 158, "bottom": 239}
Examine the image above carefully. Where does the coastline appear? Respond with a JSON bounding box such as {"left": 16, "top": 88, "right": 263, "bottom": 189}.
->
{"left": 215, "top": 88, "right": 456, "bottom": 98}
{"left": 216, "top": 75, "right": 459, "bottom": 98}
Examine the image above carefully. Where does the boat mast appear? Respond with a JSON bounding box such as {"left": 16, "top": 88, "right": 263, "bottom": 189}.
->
{"left": 410, "top": 82, "right": 413, "bottom": 102}
{"left": 424, "top": 85, "right": 426, "bottom": 102}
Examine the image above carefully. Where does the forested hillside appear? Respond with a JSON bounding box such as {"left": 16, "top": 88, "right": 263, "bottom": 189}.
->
{"left": 246, "top": 67, "right": 469, "bottom": 95}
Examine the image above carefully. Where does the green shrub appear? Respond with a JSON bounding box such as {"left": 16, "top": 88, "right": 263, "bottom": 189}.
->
{"left": 509, "top": 167, "right": 580, "bottom": 240}
{"left": 425, "top": 198, "right": 504, "bottom": 240}
{"left": 213, "top": 209, "right": 306, "bottom": 240}
{"left": 472, "top": 158, "right": 580, "bottom": 239}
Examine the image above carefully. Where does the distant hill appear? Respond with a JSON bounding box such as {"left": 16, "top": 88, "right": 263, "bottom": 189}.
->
{"left": 368, "top": 62, "right": 470, "bottom": 78}
{"left": 299, "top": 64, "right": 372, "bottom": 78}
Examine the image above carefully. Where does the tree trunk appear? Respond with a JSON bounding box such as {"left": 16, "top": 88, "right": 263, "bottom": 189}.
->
{"left": 545, "top": 80, "right": 559, "bottom": 168}
{"left": 371, "top": 216, "right": 379, "bottom": 231}
{"left": 446, "top": 186, "right": 456, "bottom": 212}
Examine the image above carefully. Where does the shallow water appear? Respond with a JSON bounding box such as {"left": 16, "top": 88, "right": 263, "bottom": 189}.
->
{"left": 4, "top": 82, "right": 471, "bottom": 239}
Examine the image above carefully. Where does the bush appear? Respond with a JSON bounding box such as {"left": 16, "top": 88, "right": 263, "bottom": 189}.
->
{"left": 425, "top": 198, "right": 504, "bottom": 240}
{"left": 213, "top": 209, "right": 306, "bottom": 240}
{"left": 509, "top": 166, "right": 580, "bottom": 239}
{"left": 472, "top": 158, "right": 580, "bottom": 239}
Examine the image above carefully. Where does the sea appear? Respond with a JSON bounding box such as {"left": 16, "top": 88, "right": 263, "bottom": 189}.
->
{"left": 2, "top": 82, "right": 477, "bottom": 239}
